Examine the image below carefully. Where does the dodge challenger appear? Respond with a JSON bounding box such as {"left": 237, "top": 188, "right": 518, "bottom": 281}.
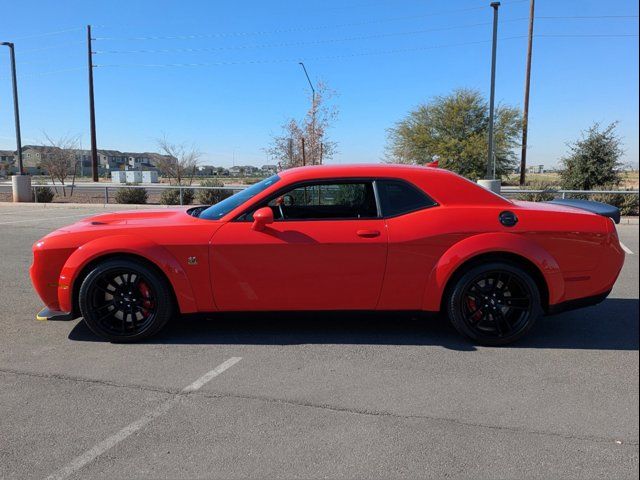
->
{"left": 31, "top": 164, "right": 625, "bottom": 345}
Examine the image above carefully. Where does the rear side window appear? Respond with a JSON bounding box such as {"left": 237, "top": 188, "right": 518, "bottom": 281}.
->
{"left": 377, "top": 180, "right": 436, "bottom": 217}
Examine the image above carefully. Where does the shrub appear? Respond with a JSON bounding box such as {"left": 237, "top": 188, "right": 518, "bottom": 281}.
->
{"left": 195, "top": 179, "right": 232, "bottom": 205}
{"left": 114, "top": 184, "right": 148, "bottom": 204}
{"left": 559, "top": 122, "right": 623, "bottom": 190}
{"left": 515, "top": 181, "right": 556, "bottom": 202}
{"left": 620, "top": 194, "right": 639, "bottom": 216}
{"left": 588, "top": 190, "right": 639, "bottom": 216}
{"left": 34, "top": 184, "right": 54, "bottom": 203}
{"left": 160, "top": 187, "right": 194, "bottom": 205}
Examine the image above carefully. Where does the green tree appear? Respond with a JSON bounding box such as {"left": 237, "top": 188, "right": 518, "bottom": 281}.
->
{"left": 385, "top": 89, "right": 522, "bottom": 180}
{"left": 559, "top": 122, "right": 623, "bottom": 190}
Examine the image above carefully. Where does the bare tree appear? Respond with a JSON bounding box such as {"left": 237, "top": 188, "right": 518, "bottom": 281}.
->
{"left": 39, "top": 133, "right": 80, "bottom": 196}
{"left": 155, "top": 137, "right": 201, "bottom": 185}
{"left": 267, "top": 81, "right": 338, "bottom": 169}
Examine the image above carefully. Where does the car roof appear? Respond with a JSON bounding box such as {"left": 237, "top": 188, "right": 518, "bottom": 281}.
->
{"left": 279, "top": 163, "right": 453, "bottom": 180}
{"left": 275, "top": 164, "right": 510, "bottom": 207}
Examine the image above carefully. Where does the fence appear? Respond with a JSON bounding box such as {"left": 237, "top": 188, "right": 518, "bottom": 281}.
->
{"left": 500, "top": 187, "right": 639, "bottom": 199}
{"left": 32, "top": 183, "right": 247, "bottom": 205}
{"left": 29, "top": 183, "right": 640, "bottom": 207}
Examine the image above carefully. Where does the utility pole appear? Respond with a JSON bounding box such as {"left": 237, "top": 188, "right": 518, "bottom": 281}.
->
{"left": 486, "top": 2, "right": 500, "bottom": 180}
{"left": 301, "top": 138, "right": 306, "bottom": 166}
{"left": 1, "top": 42, "right": 23, "bottom": 174}
{"left": 519, "top": 0, "right": 535, "bottom": 186}
{"left": 87, "top": 25, "right": 98, "bottom": 182}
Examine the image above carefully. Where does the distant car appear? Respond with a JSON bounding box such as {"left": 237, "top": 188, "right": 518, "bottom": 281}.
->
{"left": 31, "top": 164, "right": 625, "bottom": 345}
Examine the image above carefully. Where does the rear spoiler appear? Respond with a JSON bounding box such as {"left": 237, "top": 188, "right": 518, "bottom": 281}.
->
{"left": 547, "top": 198, "right": 621, "bottom": 224}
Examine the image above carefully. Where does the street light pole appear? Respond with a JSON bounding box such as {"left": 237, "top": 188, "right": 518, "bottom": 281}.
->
{"left": 298, "top": 62, "right": 315, "bottom": 104}
{"left": 486, "top": 2, "right": 500, "bottom": 180}
{"left": 1, "top": 42, "right": 23, "bottom": 175}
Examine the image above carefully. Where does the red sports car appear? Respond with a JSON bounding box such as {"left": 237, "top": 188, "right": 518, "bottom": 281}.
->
{"left": 31, "top": 165, "right": 625, "bottom": 345}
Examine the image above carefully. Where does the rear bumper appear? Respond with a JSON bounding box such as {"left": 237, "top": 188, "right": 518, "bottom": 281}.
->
{"left": 36, "top": 307, "right": 75, "bottom": 321}
{"left": 546, "top": 289, "right": 611, "bottom": 315}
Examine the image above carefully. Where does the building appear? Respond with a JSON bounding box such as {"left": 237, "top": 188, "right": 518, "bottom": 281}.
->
{"left": 124, "top": 152, "right": 165, "bottom": 171}
{"left": 527, "top": 165, "right": 545, "bottom": 174}
{"left": 21, "top": 145, "right": 54, "bottom": 174}
{"left": 0, "top": 150, "right": 15, "bottom": 176}
{"left": 197, "top": 165, "right": 230, "bottom": 176}
{"left": 5, "top": 146, "right": 170, "bottom": 177}
{"left": 229, "top": 165, "right": 261, "bottom": 177}
{"left": 261, "top": 164, "right": 278, "bottom": 175}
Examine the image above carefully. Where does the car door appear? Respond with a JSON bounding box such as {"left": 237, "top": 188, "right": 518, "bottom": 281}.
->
{"left": 210, "top": 180, "right": 388, "bottom": 311}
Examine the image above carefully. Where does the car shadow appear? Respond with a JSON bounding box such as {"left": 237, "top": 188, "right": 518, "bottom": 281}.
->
{"left": 68, "top": 298, "right": 639, "bottom": 351}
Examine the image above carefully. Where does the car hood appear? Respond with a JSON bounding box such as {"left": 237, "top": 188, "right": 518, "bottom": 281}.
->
{"left": 57, "top": 208, "right": 195, "bottom": 231}
{"left": 38, "top": 207, "right": 223, "bottom": 247}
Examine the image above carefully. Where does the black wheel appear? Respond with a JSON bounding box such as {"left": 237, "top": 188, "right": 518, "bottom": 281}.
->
{"left": 78, "top": 258, "right": 174, "bottom": 342}
{"left": 446, "top": 262, "right": 541, "bottom": 345}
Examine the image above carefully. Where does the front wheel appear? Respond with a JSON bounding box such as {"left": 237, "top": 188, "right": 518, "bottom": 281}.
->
{"left": 446, "top": 262, "right": 542, "bottom": 346}
{"left": 78, "top": 258, "right": 174, "bottom": 342}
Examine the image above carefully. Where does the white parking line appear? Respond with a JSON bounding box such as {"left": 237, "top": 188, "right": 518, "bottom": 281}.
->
{"left": 0, "top": 214, "right": 90, "bottom": 225}
{"left": 620, "top": 242, "right": 634, "bottom": 255}
{"left": 45, "top": 357, "right": 242, "bottom": 480}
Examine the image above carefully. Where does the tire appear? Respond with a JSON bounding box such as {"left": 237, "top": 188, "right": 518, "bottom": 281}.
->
{"left": 445, "top": 261, "right": 542, "bottom": 346}
{"left": 78, "top": 258, "right": 174, "bottom": 342}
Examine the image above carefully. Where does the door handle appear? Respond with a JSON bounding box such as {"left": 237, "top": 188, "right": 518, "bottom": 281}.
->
{"left": 356, "top": 229, "right": 381, "bottom": 238}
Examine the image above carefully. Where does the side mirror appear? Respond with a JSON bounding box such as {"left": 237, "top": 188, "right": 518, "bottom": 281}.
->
{"left": 252, "top": 207, "right": 274, "bottom": 231}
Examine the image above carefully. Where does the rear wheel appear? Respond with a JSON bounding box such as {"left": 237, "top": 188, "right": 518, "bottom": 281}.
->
{"left": 446, "top": 262, "right": 541, "bottom": 345}
{"left": 78, "top": 258, "right": 174, "bottom": 342}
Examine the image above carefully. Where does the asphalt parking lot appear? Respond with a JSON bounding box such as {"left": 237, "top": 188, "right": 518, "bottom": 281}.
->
{"left": 0, "top": 203, "right": 638, "bottom": 480}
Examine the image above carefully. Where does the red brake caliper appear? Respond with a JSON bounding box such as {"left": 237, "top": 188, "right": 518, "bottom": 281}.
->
{"left": 138, "top": 281, "right": 154, "bottom": 318}
{"left": 467, "top": 297, "right": 482, "bottom": 322}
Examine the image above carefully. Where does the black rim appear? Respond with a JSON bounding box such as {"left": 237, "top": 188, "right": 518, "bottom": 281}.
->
{"left": 459, "top": 270, "right": 533, "bottom": 338}
{"left": 88, "top": 268, "right": 157, "bottom": 336}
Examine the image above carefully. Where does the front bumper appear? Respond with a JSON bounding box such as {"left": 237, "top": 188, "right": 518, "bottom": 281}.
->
{"left": 36, "top": 307, "right": 74, "bottom": 321}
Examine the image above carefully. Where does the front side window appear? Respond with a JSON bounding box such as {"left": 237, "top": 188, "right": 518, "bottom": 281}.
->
{"left": 264, "top": 181, "right": 378, "bottom": 220}
{"left": 199, "top": 175, "right": 280, "bottom": 220}
{"left": 377, "top": 179, "right": 436, "bottom": 217}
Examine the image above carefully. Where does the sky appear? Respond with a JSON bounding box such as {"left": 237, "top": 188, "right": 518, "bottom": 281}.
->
{"left": 1, "top": 0, "right": 638, "bottom": 169}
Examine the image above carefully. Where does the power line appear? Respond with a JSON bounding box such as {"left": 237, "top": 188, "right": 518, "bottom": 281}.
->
{"left": 535, "top": 33, "right": 638, "bottom": 37}
{"left": 0, "top": 66, "right": 84, "bottom": 80}
{"left": 12, "top": 27, "right": 83, "bottom": 40}
{"left": 94, "top": 19, "right": 531, "bottom": 55}
{"left": 92, "top": 3, "right": 520, "bottom": 42}
{"left": 20, "top": 41, "right": 85, "bottom": 54}
{"left": 94, "top": 37, "right": 525, "bottom": 69}
{"left": 536, "top": 15, "right": 639, "bottom": 19}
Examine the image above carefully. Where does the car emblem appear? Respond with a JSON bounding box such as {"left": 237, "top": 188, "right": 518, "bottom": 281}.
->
{"left": 187, "top": 256, "right": 198, "bottom": 265}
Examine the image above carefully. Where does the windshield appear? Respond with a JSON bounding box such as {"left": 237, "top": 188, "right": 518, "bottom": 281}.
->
{"left": 199, "top": 175, "right": 281, "bottom": 220}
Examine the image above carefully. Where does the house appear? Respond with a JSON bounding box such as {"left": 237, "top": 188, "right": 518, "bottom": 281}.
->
{"left": 21, "top": 145, "right": 53, "bottom": 174}
{"left": 12, "top": 145, "right": 171, "bottom": 177}
{"left": 261, "top": 164, "right": 278, "bottom": 175}
{"left": 124, "top": 152, "right": 163, "bottom": 171}
{"left": 0, "top": 150, "right": 15, "bottom": 176}
{"left": 197, "top": 166, "right": 231, "bottom": 176}
{"left": 228, "top": 165, "right": 244, "bottom": 176}
{"left": 527, "top": 164, "right": 545, "bottom": 174}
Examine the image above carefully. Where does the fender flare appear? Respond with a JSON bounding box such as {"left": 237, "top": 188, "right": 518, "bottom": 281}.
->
{"left": 57, "top": 234, "right": 198, "bottom": 314}
{"left": 422, "top": 232, "right": 565, "bottom": 311}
